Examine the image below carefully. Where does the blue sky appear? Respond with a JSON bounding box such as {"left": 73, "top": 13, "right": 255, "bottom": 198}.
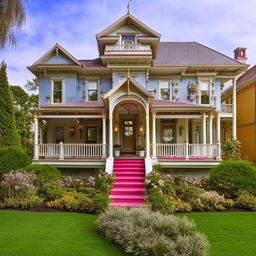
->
{"left": 1, "top": 0, "right": 256, "bottom": 89}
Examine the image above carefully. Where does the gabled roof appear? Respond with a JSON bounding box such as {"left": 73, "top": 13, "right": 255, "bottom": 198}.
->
{"left": 103, "top": 76, "right": 153, "bottom": 99}
{"left": 96, "top": 13, "right": 160, "bottom": 38}
{"left": 237, "top": 64, "right": 256, "bottom": 89}
{"left": 33, "top": 43, "right": 82, "bottom": 66}
{"left": 152, "top": 99, "right": 216, "bottom": 110}
{"left": 153, "top": 42, "right": 246, "bottom": 66}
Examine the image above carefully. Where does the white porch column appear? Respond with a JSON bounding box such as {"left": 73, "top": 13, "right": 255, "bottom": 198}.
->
{"left": 202, "top": 113, "right": 207, "bottom": 144}
{"left": 146, "top": 103, "right": 150, "bottom": 159}
{"left": 109, "top": 114, "right": 113, "bottom": 159}
{"left": 209, "top": 113, "right": 213, "bottom": 144}
{"left": 185, "top": 118, "right": 189, "bottom": 160}
{"left": 102, "top": 114, "right": 106, "bottom": 158}
{"left": 232, "top": 78, "right": 237, "bottom": 138}
{"left": 152, "top": 111, "right": 156, "bottom": 159}
{"left": 216, "top": 112, "right": 221, "bottom": 159}
{"left": 33, "top": 116, "right": 39, "bottom": 160}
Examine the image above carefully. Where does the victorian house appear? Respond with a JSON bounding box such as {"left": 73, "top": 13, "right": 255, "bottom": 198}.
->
{"left": 29, "top": 13, "right": 247, "bottom": 178}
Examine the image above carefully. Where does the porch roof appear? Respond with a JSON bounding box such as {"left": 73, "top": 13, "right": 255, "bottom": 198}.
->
{"left": 37, "top": 101, "right": 105, "bottom": 109}
{"left": 152, "top": 99, "right": 216, "bottom": 110}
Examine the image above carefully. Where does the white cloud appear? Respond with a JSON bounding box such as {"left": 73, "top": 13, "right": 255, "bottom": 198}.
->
{"left": 1, "top": 0, "right": 256, "bottom": 89}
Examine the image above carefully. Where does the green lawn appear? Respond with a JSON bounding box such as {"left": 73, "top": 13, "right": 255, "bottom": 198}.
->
{"left": 0, "top": 211, "right": 256, "bottom": 256}
{"left": 181, "top": 212, "right": 256, "bottom": 256}
{"left": 0, "top": 210, "right": 127, "bottom": 256}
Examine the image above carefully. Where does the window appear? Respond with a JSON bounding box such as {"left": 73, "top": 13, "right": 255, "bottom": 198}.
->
{"left": 159, "top": 80, "right": 171, "bottom": 100}
{"left": 53, "top": 81, "right": 62, "bottom": 103}
{"left": 124, "top": 121, "right": 134, "bottom": 136}
{"left": 86, "top": 127, "right": 97, "bottom": 143}
{"left": 87, "top": 81, "right": 98, "bottom": 101}
{"left": 122, "top": 35, "right": 135, "bottom": 50}
{"left": 200, "top": 81, "right": 210, "bottom": 104}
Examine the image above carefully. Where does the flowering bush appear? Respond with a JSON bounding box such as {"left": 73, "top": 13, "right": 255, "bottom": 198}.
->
{"left": 3, "top": 195, "right": 42, "bottom": 209}
{"left": 94, "top": 170, "right": 114, "bottom": 194}
{"left": 62, "top": 176, "right": 87, "bottom": 189}
{"left": 221, "top": 138, "right": 241, "bottom": 160}
{"left": 171, "top": 198, "right": 192, "bottom": 212}
{"left": 191, "top": 191, "right": 226, "bottom": 211}
{"left": 39, "top": 182, "right": 67, "bottom": 201}
{"left": 235, "top": 194, "right": 256, "bottom": 211}
{"left": 176, "top": 184, "right": 203, "bottom": 203}
{"left": 47, "top": 191, "right": 94, "bottom": 213}
{"left": 0, "top": 170, "right": 37, "bottom": 199}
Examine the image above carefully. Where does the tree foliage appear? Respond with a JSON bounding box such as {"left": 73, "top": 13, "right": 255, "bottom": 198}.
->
{"left": 221, "top": 138, "right": 241, "bottom": 160}
{"left": 0, "top": 62, "right": 20, "bottom": 147}
{"left": 24, "top": 77, "right": 39, "bottom": 91}
{"left": 0, "top": 0, "right": 26, "bottom": 48}
{"left": 10, "top": 85, "right": 38, "bottom": 156}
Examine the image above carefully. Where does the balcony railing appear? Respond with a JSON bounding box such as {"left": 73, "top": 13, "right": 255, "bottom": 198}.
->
{"left": 221, "top": 104, "right": 233, "bottom": 113}
{"left": 38, "top": 143, "right": 105, "bottom": 159}
{"left": 156, "top": 143, "right": 219, "bottom": 158}
{"left": 105, "top": 44, "right": 151, "bottom": 51}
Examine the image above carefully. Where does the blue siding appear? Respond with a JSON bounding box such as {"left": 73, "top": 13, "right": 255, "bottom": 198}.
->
{"left": 134, "top": 74, "right": 146, "bottom": 87}
{"left": 65, "top": 77, "right": 79, "bottom": 102}
{"left": 39, "top": 77, "right": 51, "bottom": 105}
{"left": 100, "top": 78, "right": 112, "bottom": 94}
{"left": 44, "top": 53, "right": 75, "bottom": 64}
{"left": 179, "top": 77, "right": 197, "bottom": 103}
{"left": 214, "top": 79, "right": 221, "bottom": 109}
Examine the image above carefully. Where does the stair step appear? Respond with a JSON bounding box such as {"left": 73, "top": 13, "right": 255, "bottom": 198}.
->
{"left": 114, "top": 173, "right": 145, "bottom": 177}
{"left": 115, "top": 177, "right": 144, "bottom": 182}
{"left": 109, "top": 202, "right": 145, "bottom": 207}
{"left": 110, "top": 188, "right": 145, "bottom": 195}
{"left": 110, "top": 194, "right": 145, "bottom": 199}
{"left": 114, "top": 167, "right": 145, "bottom": 171}
{"left": 113, "top": 182, "right": 144, "bottom": 188}
{"left": 114, "top": 163, "right": 145, "bottom": 167}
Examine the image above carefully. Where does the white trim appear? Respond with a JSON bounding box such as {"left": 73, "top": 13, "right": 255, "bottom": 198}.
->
{"left": 156, "top": 115, "right": 202, "bottom": 119}
{"left": 37, "top": 115, "right": 103, "bottom": 119}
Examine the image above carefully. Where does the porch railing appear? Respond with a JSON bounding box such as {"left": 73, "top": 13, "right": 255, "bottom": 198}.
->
{"left": 156, "top": 143, "right": 219, "bottom": 158}
{"left": 221, "top": 104, "right": 233, "bottom": 113}
{"left": 38, "top": 143, "right": 105, "bottom": 159}
{"left": 105, "top": 44, "right": 151, "bottom": 51}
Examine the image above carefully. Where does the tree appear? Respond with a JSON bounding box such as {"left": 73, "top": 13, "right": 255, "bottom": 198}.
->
{"left": 25, "top": 77, "right": 39, "bottom": 91}
{"left": 0, "top": 0, "right": 26, "bottom": 48}
{"left": 0, "top": 61, "right": 20, "bottom": 147}
{"left": 10, "top": 85, "right": 38, "bottom": 156}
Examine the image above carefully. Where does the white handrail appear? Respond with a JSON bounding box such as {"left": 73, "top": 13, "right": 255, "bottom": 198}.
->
{"left": 105, "top": 44, "right": 151, "bottom": 51}
{"left": 38, "top": 144, "right": 103, "bottom": 158}
{"left": 156, "top": 143, "right": 218, "bottom": 158}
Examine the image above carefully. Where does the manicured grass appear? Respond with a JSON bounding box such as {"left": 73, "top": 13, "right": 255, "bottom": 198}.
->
{"left": 0, "top": 210, "right": 127, "bottom": 256}
{"left": 180, "top": 212, "right": 256, "bottom": 256}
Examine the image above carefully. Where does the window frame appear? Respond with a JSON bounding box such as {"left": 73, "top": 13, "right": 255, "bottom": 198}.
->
{"left": 51, "top": 78, "right": 65, "bottom": 104}
{"left": 198, "top": 79, "right": 212, "bottom": 105}
{"left": 159, "top": 80, "right": 172, "bottom": 101}
{"left": 86, "top": 80, "right": 99, "bottom": 102}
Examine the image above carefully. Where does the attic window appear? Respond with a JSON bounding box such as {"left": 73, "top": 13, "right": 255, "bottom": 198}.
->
{"left": 122, "top": 35, "right": 135, "bottom": 50}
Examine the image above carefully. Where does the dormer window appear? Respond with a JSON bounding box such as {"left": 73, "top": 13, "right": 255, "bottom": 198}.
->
{"left": 122, "top": 35, "right": 135, "bottom": 50}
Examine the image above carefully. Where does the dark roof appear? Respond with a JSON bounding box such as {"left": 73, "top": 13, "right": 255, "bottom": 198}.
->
{"left": 41, "top": 102, "right": 105, "bottom": 108}
{"left": 152, "top": 99, "right": 215, "bottom": 109}
{"left": 237, "top": 64, "right": 256, "bottom": 88}
{"left": 153, "top": 42, "right": 244, "bottom": 66}
{"left": 79, "top": 58, "right": 106, "bottom": 68}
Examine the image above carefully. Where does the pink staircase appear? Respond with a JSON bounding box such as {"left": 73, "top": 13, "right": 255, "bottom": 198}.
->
{"left": 109, "top": 159, "right": 145, "bottom": 207}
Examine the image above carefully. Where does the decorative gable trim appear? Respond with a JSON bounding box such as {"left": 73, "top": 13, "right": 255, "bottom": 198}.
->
{"left": 96, "top": 13, "right": 160, "bottom": 38}
{"left": 103, "top": 76, "right": 153, "bottom": 99}
{"left": 33, "top": 43, "right": 82, "bottom": 66}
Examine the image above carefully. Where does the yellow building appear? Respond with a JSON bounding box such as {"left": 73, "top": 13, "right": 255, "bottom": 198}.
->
{"left": 222, "top": 53, "right": 256, "bottom": 162}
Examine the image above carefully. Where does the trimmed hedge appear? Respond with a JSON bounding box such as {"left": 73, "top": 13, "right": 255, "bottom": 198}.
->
{"left": 0, "top": 147, "right": 31, "bottom": 175}
{"left": 209, "top": 160, "right": 256, "bottom": 198}
{"left": 24, "top": 164, "right": 61, "bottom": 186}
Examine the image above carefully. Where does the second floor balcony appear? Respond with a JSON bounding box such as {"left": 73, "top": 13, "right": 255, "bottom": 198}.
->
{"left": 104, "top": 44, "right": 152, "bottom": 56}
{"left": 221, "top": 104, "right": 233, "bottom": 113}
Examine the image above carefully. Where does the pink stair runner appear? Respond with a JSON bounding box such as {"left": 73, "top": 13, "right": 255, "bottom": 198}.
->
{"left": 109, "top": 159, "right": 145, "bottom": 206}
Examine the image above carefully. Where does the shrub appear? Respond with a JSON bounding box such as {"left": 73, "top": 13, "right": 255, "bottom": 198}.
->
{"left": 0, "top": 170, "right": 37, "bottom": 199}
{"left": 222, "top": 138, "right": 241, "bottom": 160}
{"left": 62, "top": 176, "right": 87, "bottom": 189}
{"left": 93, "top": 193, "right": 109, "bottom": 214}
{"left": 0, "top": 147, "right": 31, "bottom": 175}
{"left": 147, "top": 188, "right": 173, "bottom": 214}
{"left": 223, "top": 199, "right": 235, "bottom": 208}
{"left": 39, "top": 182, "right": 67, "bottom": 201}
{"left": 25, "top": 164, "right": 61, "bottom": 186}
{"left": 96, "top": 207, "right": 209, "bottom": 256}
{"left": 94, "top": 170, "right": 114, "bottom": 194}
{"left": 171, "top": 198, "right": 192, "bottom": 212}
{"left": 235, "top": 194, "right": 256, "bottom": 211}
{"left": 191, "top": 191, "right": 226, "bottom": 211}
{"left": 152, "top": 164, "right": 163, "bottom": 172}
{"left": 47, "top": 191, "right": 94, "bottom": 213}
{"left": 3, "top": 195, "right": 42, "bottom": 209}
{"left": 177, "top": 184, "right": 203, "bottom": 203}
{"left": 209, "top": 160, "right": 256, "bottom": 198}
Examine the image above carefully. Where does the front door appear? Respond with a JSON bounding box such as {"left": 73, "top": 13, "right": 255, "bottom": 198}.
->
{"left": 122, "top": 120, "right": 136, "bottom": 152}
